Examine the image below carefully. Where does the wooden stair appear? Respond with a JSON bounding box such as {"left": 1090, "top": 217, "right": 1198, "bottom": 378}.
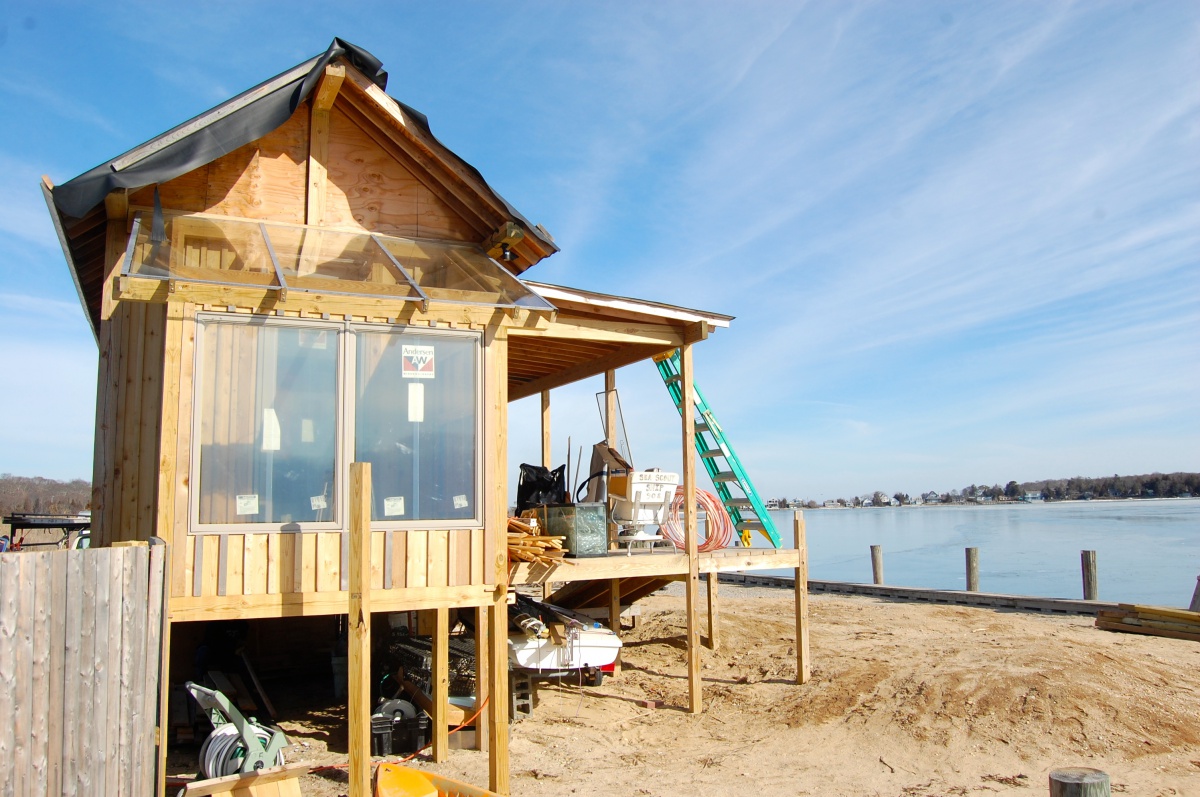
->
{"left": 548, "top": 574, "right": 680, "bottom": 611}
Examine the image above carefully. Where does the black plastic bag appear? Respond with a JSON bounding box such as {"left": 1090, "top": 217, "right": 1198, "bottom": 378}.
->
{"left": 516, "top": 463, "right": 566, "bottom": 511}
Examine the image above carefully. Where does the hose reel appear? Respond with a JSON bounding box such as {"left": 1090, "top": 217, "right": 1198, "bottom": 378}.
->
{"left": 185, "top": 681, "right": 287, "bottom": 779}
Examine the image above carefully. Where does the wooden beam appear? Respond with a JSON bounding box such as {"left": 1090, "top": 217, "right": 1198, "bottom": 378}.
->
{"left": 307, "top": 64, "right": 346, "bottom": 226}
{"left": 683, "top": 320, "right": 709, "bottom": 345}
{"left": 168, "top": 582, "right": 497, "bottom": 621}
{"left": 508, "top": 316, "right": 685, "bottom": 348}
{"left": 793, "top": 511, "right": 811, "bottom": 684}
{"left": 540, "top": 391, "right": 552, "bottom": 469}
{"left": 680, "top": 344, "right": 702, "bottom": 714}
{"left": 347, "top": 462, "right": 372, "bottom": 797}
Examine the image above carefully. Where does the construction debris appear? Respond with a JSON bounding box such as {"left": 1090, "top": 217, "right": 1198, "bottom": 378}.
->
{"left": 507, "top": 517, "right": 573, "bottom": 567}
{"left": 1096, "top": 604, "right": 1200, "bottom": 642}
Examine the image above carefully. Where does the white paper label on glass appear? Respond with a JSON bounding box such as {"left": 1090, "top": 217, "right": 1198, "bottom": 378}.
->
{"left": 262, "top": 408, "right": 281, "bottom": 451}
{"left": 310, "top": 495, "right": 328, "bottom": 511}
{"left": 300, "top": 418, "right": 315, "bottom": 443}
{"left": 453, "top": 494, "right": 469, "bottom": 509}
{"left": 407, "top": 382, "right": 425, "bottom": 423}
{"left": 384, "top": 496, "right": 406, "bottom": 517}
{"left": 401, "top": 345, "right": 435, "bottom": 379}
{"left": 236, "top": 494, "right": 259, "bottom": 515}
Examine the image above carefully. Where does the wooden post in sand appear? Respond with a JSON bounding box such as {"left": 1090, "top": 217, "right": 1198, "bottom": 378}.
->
{"left": 347, "top": 462, "right": 372, "bottom": 797}
{"left": 965, "top": 547, "right": 980, "bottom": 592}
{"left": 1189, "top": 575, "right": 1200, "bottom": 613}
{"left": 1049, "top": 767, "right": 1110, "bottom": 796}
{"left": 705, "top": 573, "right": 719, "bottom": 651}
{"left": 679, "top": 344, "right": 702, "bottom": 714}
{"left": 870, "top": 545, "right": 884, "bottom": 585}
{"left": 1081, "top": 550, "right": 1098, "bottom": 600}
{"left": 793, "top": 511, "right": 811, "bottom": 684}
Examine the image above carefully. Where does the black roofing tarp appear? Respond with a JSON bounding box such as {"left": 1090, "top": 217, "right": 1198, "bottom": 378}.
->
{"left": 51, "top": 38, "right": 554, "bottom": 253}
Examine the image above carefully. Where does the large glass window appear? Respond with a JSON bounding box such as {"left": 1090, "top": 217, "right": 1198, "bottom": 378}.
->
{"left": 192, "top": 316, "right": 481, "bottom": 531}
{"left": 355, "top": 330, "right": 479, "bottom": 523}
{"left": 195, "top": 320, "right": 340, "bottom": 526}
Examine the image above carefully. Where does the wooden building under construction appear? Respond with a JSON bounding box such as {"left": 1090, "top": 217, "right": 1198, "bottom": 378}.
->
{"left": 43, "top": 39, "right": 808, "bottom": 796}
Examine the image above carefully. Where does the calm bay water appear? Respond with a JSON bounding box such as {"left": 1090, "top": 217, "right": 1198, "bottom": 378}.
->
{"left": 751, "top": 498, "right": 1200, "bottom": 608}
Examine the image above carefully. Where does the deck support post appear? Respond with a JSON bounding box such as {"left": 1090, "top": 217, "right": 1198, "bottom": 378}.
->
{"left": 679, "top": 345, "right": 702, "bottom": 713}
{"left": 540, "top": 390, "right": 552, "bottom": 470}
{"left": 347, "top": 462, "right": 372, "bottom": 797}
{"left": 966, "top": 547, "right": 980, "bottom": 592}
{"left": 604, "top": 370, "right": 618, "bottom": 549}
{"left": 705, "top": 574, "right": 719, "bottom": 650}
{"left": 793, "top": 511, "right": 811, "bottom": 684}
{"left": 473, "top": 605, "right": 490, "bottom": 751}
{"left": 609, "top": 578, "right": 622, "bottom": 674}
{"left": 487, "top": 596, "right": 510, "bottom": 795}
{"left": 432, "top": 607, "right": 450, "bottom": 761}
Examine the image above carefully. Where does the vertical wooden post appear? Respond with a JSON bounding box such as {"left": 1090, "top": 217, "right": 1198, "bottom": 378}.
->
{"left": 870, "top": 545, "right": 884, "bottom": 585}
{"left": 705, "top": 574, "right": 719, "bottom": 651}
{"left": 432, "top": 607, "right": 450, "bottom": 761}
{"left": 347, "top": 462, "right": 372, "bottom": 797}
{"left": 1189, "top": 575, "right": 1200, "bottom": 613}
{"left": 1049, "top": 767, "right": 1110, "bottom": 796}
{"left": 604, "top": 370, "right": 618, "bottom": 549}
{"left": 793, "top": 511, "right": 811, "bottom": 684}
{"left": 965, "top": 547, "right": 979, "bottom": 592}
{"left": 473, "top": 606, "right": 490, "bottom": 752}
{"left": 1081, "top": 550, "right": 1098, "bottom": 600}
{"left": 679, "top": 345, "right": 702, "bottom": 714}
{"left": 609, "top": 578, "right": 622, "bottom": 675}
{"left": 540, "top": 390, "right": 552, "bottom": 470}
{"left": 486, "top": 598, "right": 509, "bottom": 795}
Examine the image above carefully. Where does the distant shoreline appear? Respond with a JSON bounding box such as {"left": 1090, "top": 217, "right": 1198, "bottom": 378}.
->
{"left": 774, "top": 495, "right": 1200, "bottom": 510}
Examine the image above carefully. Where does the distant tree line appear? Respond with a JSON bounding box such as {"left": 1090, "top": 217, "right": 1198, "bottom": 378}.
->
{"left": 780, "top": 471, "right": 1200, "bottom": 509}
{"left": 0, "top": 474, "right": 90, "bottom": 520}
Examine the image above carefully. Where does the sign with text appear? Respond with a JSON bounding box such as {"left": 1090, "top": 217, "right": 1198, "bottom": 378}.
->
{"left": 402, "top": 345, "right": 436, "bottom": 379}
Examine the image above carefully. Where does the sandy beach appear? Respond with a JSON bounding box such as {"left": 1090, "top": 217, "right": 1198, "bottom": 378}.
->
{"left": 273, "top": 583, "right": 1200, "bottom": 796}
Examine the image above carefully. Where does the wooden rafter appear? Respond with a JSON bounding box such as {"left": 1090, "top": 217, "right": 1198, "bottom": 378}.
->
{"left": 307, "top": 63, "right": 346, "bottom": 226}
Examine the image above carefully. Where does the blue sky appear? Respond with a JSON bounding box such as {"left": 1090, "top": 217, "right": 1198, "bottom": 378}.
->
{"left": 1, "top": 2, "right": 1196, "bottom": 501}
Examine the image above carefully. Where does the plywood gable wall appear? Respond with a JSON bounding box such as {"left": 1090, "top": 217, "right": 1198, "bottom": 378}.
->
{"left": 127, "top": 100, "right": 478, "bottom": 242}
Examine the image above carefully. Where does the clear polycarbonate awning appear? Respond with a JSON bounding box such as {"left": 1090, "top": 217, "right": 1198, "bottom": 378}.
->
{"left": 121, "top": 212, "right": 556, "bottom": 311}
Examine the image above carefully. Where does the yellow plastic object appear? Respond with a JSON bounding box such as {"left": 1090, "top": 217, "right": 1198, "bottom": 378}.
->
{"left": 375, "top": 764, "right": 438, "bottom": 797}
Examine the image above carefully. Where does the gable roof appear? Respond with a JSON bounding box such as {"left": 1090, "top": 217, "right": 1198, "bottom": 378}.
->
{"left": 45, "top": 38, "right": 558, "bottom": 337}
{"left": 51, "top": 38, "right": 555, "bottom": 257}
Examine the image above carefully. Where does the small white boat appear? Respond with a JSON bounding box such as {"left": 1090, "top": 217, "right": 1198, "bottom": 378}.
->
{"left": 507, "top": 596, "right": 622, "bottom": 685}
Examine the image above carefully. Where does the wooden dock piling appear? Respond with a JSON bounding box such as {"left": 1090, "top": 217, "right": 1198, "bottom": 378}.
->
{"left": 1049, "top": 767, "right": 1109, "bottom": 796}
{"left": 1081, "top": 550, "right": 1098, "bottom": 600}
{"left": 965, "top": 547, "right": 979, "bottom": 592}
{"left": 870, "top": 545, "right": 884, "bottom": 585}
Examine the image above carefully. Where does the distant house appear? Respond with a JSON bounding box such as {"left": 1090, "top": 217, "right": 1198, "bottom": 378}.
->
{"left": 922, "top": 491, "right": 941, "bottom": 504}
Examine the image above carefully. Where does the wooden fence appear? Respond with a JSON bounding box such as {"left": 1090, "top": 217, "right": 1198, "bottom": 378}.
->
{"left": 0, "top": 543, "right": 167, "bottom": 796}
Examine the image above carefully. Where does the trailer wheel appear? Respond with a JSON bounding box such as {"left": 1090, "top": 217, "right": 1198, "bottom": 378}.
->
{"left": 588, "top": 669, "right": 604, "bottom": 687}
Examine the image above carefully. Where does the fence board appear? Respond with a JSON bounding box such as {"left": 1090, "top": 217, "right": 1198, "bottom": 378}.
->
{"left": 0, "top": 546, "right": 167, "bottom": 797}
{"left": 30, "top": 554, "right": 52, "bottom": 796}
{"left": 144, "top": 544, "right": 167, "bottom": 796}
{"left": 0, "top": 556, "right": 19, "bottom": 797}
{"left": 47, "top": 554, "right": 67, "bottom": 796}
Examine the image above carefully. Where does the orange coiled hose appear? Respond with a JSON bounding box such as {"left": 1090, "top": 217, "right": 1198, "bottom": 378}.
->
{"left": 660, "top": 487, "right": 735, "bottom": 552}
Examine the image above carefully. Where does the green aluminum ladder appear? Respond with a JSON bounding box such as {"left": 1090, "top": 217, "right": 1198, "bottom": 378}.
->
{"left": 654, "top": 349, "right": 780, "bottom": 548}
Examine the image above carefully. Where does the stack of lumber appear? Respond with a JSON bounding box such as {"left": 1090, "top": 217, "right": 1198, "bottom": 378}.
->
{"left": 507, "top": 517, "right": 572, "bottom": 566}
{"left": 1096, "top": 604, "right": 1200, "bottom": 642}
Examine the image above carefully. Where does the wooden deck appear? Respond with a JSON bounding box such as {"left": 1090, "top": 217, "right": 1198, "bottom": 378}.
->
{"left": 508, "top": 546, "right": 801, "bottom": 585}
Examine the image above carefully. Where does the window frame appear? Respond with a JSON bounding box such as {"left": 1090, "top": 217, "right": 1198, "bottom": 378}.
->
{"left": 188, "top": 313, "right": 485, "bottom": 535}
